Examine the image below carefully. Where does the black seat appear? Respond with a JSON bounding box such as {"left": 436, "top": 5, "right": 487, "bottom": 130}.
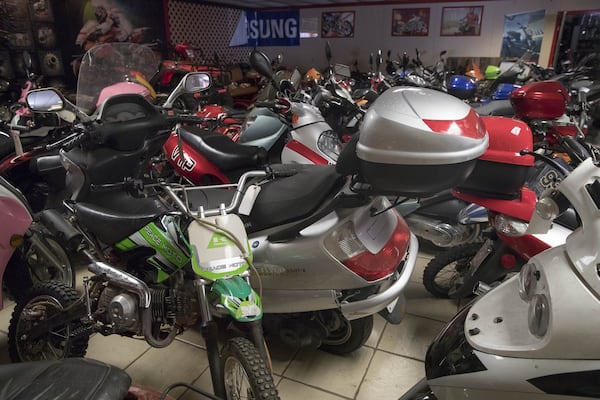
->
{"left": 72, "top": 195, "right": 169, "bottom": 245}
{"left": 0, "top": 358, "right": 130, "bottom": 400}
{"left": 245, "top": 164, "right": 345, "bottom": 233}
{"left": 179, "top": 128, "right": 267, "bottom": 172}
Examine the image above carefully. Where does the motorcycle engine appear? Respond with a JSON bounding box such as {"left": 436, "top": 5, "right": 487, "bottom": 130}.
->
{"left": 96, "top": 283, "right": 199, "bottom": 332}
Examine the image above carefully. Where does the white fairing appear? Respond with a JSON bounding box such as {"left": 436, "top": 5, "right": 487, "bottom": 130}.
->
{"left": 430, "top": 352, "right": 600, "bottom": 400}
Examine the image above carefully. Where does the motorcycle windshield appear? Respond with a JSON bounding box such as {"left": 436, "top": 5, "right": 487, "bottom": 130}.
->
{"left": 496, "top": 51, "right": 534, "bottom": 83}
{"left": 76, "top": 42, "right": 159, "bottom": 114}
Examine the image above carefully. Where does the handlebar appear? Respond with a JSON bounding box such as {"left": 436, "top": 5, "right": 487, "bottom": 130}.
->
{"left": 167, "top": 113, "right": 218, "bottom": 125}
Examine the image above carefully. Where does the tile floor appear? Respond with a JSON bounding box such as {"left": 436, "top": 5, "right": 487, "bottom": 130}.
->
{"left": 0, "top": 244, "right": 463, "bottom": 400}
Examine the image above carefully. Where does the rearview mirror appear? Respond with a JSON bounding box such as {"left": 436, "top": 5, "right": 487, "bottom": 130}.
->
{"left": 183, "top": 72, "right": 212, "bottom": 92}
{"left": 26, "top": 88, "right": 64, "bottom": 112}
{"left": 249, "top": 49, "right": 274, "bottom": 81}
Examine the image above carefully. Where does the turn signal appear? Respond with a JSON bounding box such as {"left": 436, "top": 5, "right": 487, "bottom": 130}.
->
{"left": 10, "top": 234, "right": 25, "bottom": 248}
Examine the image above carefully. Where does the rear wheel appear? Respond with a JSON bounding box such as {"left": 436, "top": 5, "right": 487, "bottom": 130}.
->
{"left": 319, "top": 313, "right": 373, "bottom": 355}
{"left": 221, "top": 337, "right": 280, "bottom": 399}
{"left": 24, "top": 232, "right": 75, "bottom": 287}
{"left": 8, "top": 281, "right": 89, "bottom": 362}
{"left": 422, "top": 243, "right": 481, "bottom": 298}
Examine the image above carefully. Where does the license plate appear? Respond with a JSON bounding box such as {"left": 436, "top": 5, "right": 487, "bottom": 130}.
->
{"left": 470, "top": 239, "right": 494, "bottom": 271}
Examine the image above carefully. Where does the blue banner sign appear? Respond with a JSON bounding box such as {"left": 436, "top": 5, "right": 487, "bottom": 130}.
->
{"left": 230, "top": 10, "right": 299, "bottom": 47}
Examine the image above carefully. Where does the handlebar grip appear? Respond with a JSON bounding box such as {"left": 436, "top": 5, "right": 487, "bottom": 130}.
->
{"left": 3, "top": 123, "right": 30, "bottom": 132}
{"left": 169, "top": 114, "right": 218, "bottom": 125}
{"left": 268, "top": 164, "right": 305, "bottom": 178}
{"left": 61, "top": 133, "right": 88, "bottom": 151}
{"left": 254, "top": 101, "right": 275, "bottom": 108}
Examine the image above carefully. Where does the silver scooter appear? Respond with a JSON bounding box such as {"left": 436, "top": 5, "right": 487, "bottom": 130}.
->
{"left": 401, "top": 157, "right": 600, "bottom": 400}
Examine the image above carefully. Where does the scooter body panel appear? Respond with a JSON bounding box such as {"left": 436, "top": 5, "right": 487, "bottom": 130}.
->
{"left": 466, "top": 245, "right": 600, "bottom": 359}
{"left": 0, "top": 182, "right": 32, "bottom": 309}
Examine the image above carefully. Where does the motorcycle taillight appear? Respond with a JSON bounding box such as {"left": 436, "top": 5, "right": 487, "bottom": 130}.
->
{"left": 323, "top": 216, "right": 410, "bottom": 282}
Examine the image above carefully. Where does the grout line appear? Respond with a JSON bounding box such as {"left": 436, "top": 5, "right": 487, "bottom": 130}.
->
{"left": 374, "top": 347, "right": 428, "bottom": 365}
{"left": 352, "top": 347, "right": 377, "bottom": 400}
{"left": 276, "top": 376, "right": 354, "bottom": 400}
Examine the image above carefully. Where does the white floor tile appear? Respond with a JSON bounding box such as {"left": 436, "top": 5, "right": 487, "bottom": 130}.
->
{"left": 277, "top": 378, "right": 348, "bottom": 400}
{"left": 404, "top": 281, "right": 459, "bottom": 323}
{"left": 378, "top": 314, "right": 445, "bottom": 361}
{"left": 283, "top": 346, "right": 373, "bottom": 398}
{"left": 86, "top": 333, "right": 151, "bottom": 369}
{"left": 125, "top": 339, "right": 209, "bottom": 398}
{"left": 365, "top": 314, "right": 386, "bottom": 348}
{"left": 356, "top": 351, "right": 424, "bottom": 400}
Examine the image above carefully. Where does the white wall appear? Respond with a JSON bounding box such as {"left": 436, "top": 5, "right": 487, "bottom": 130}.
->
{"left": 257, "top": 0, "right": 599, "bottom": 71}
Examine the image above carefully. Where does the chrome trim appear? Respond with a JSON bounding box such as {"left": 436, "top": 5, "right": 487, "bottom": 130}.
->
{"left": 87, "top": 261, "right": 151, "bottom": 308}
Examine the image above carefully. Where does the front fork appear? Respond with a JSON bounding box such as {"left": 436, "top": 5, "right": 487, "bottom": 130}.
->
{"left": 451, "top": 238, "right": 525, "bottom": 299}
{"left": 194, "top": 277, "right": 271, "bottom": 399}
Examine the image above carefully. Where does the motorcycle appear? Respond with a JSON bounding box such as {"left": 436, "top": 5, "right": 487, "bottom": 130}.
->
{"left": 11, "top": 80, "right": 280, "bottom": 399}
{"left": 159, "top": 63, "right": 490, "bottom": 353}
{"left": 401, "top": 155, "right": 600, "bottom": 400}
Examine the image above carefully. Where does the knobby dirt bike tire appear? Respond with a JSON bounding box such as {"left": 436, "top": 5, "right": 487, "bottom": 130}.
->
{"left": 422, "top": 243, "right": 482, "bottom": 299}
{"left": 8, "top": 280, "right": 89, "bottom": 362}
{"left": 221, "top": 337, "right": 280, "bottom": 399}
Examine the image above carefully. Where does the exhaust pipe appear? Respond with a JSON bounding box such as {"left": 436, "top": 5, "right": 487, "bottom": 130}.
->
{"left": 87, "top": 261, "right": 151, "bottom": 308}
{"left": 88, "top": 260, "right": 177, "bottom": 348}
{"left": 473, "top": 281, "right": 492, "bottom": 296}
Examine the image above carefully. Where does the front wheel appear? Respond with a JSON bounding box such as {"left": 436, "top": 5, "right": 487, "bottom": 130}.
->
{"left": 8, "top": 281, "right": 89, "bottom": 362}
{"left": 221, "top": 337, "right": 280, "bottom": 399}
{"left": 422, "top": 243, "right": 481, "bottom": 298}
{"left": 319, "top": 314, "right": 373, "bottom": 355}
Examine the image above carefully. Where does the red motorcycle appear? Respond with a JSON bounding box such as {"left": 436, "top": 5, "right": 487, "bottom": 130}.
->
{"left": 422, "top": 81, "right": 589, "bottom": 298}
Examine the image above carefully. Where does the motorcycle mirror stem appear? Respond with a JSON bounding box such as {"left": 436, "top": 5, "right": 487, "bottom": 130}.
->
{"left": 325, "top": 41, "right": 332, "bottom": 63}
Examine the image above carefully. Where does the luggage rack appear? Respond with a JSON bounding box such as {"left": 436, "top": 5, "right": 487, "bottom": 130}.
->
{"left": 160, "top": 170, "right": 268, "bottom": 217}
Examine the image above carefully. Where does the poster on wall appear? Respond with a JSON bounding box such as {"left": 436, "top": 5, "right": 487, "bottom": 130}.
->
{"left": 321, "top": 11, "right": 354, "bottom": 38}
{"left": 501, "top": 9, "right": 545, "bottom": 61}
{"left": 392, "top": 8, "right": 430, "bottom": 36}
{"left": 441, "top": 6, "right": 483, "bottom": 36}
{"left": 0, "top": 0, "right": 35, "bottom": 49}
{"left": 230, "top": 10, "right": 300, "bottom": 47}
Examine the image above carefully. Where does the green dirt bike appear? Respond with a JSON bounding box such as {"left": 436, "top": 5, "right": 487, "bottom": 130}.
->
{"left": 8, "top": 75, "right": 279, "bottom": 399}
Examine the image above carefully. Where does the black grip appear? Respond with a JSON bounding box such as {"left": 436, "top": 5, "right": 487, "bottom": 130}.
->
{"left": 168, "top": 114, "right": 217, "bottom": 125}
{"left": 268, "top": 164, "right": 305, "bottom": 178}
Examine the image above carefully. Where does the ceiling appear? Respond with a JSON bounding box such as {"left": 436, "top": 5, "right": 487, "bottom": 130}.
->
{"left": 205, "top": 0, "right": 414, "bottom": 9}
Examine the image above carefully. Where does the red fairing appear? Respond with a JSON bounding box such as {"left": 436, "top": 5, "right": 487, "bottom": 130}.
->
{"left": 510, "top": 81, "right": 569, "bottom": 120}
{"left": 423, "top": 109, "right": 487, "bottom": 140}
{"left": 480, "top": 116, "right": 534, "bottom": 166}
{"left": 163, "top": 134, "right": 230, "bottom": 184}
{"left": 497, "top": 231, "right": 551, "bottom": 261}
{"left": 285, "top": 140, "right": 329, "bottom": 165}
{"left": 453, "top": 186, "right": 537, "bottom": 222}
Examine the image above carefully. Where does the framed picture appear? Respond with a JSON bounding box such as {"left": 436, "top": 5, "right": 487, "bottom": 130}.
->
{"left": 441, "top": 6, "right": 483, "bottom": 36}
{"left": 322, "top": 11, "right": 355, "bottom": 38}
{"left": 392, "top": 8, "right": 430, "bottom": 36}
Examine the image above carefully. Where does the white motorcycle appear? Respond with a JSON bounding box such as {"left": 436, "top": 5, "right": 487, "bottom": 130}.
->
{"left": 401, "top": 157, "right": 600, "bottom": 400}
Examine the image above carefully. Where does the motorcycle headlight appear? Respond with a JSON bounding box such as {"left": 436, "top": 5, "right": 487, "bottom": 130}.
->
{"left": 518, "top": 262, "right": 539, "bottom": 301}
{"left": 528, "top": 293, "right": 550, "bottom": 337}
{"left": 317, "top": 130, "right": 342, "bottom": 160}
{"left": 493, "top": 214, "right": 528, "bottom": 236}
{"left": 535, "top": 196, "right": 559, "bottom": 221}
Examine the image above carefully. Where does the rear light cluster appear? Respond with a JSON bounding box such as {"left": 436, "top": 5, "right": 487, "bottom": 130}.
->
{"left": 323, "top": 216, "right": 410, "bottom": 282}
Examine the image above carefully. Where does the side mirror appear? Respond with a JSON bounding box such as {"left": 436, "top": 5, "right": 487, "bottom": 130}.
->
{"left": 249, "top": 49, "right": 274, "bottom": 81}
{"left": 26, "top": 88, "right": 64, "bottom": 112}
{"left": 183, "top": 72, "right": 212, "bottom": 92}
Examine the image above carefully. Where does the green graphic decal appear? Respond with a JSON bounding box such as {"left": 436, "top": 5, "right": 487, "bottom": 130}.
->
{"left": 211, "top": 276, "right": 262, "bottom": 321}
{"left": 115, "top": 238, "right": 137, "bottom": 251}
{"left": 140, "top": 223, "right": 189, "bottom": 268}
{"left": 207, "top": 232, "right": 236, "bottom": 249}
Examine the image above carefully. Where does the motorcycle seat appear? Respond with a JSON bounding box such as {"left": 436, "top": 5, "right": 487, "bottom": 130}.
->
{"left": 72, "top": 196, "right": 168, "bottom": 245}
{"left": 179, "top": 128, "right": 267, "bottom": 172}
{"left": 245, "top": 164, "right": 345, "bottom": 233}
{"left": 0, "top": 358, "right": 131, "bottom": 400}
